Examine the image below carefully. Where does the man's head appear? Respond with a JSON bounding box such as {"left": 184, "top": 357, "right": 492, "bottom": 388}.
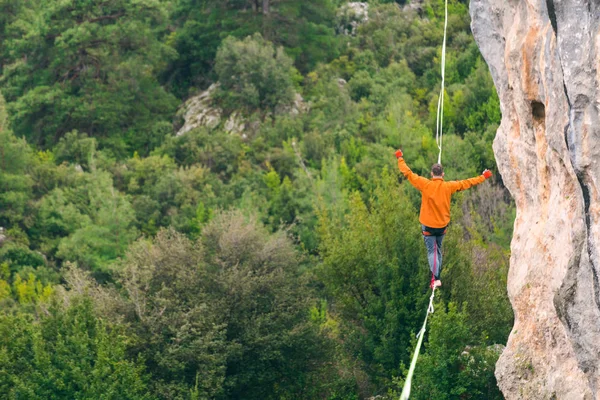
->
{"left": 431, "top": 163, "right": 444, "bottom": 178}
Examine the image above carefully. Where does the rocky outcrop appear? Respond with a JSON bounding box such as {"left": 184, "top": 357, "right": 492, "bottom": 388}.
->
{"left": 470, "top": 1, "right": 600, "bottom": 398}
{"left": 337, "top": 2, "right": 369, "bottom": 36}
{"left": 176, "top": 85, "right": 307, "bottom": 137}
{"left": 402, "top": 0, "right": 425, "bottom": 15}
{"left": 176, "top": 84, "right": 223, "bottom": 136}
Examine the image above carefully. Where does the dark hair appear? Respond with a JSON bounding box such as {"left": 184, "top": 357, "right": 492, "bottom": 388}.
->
{"left": 431, "top": 163, "right": 443, "bottom": 177}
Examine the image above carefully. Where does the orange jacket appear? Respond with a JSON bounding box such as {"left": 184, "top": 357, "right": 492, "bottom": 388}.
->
{"left": 398, "top": 158, "right": 485, "bottom": 228}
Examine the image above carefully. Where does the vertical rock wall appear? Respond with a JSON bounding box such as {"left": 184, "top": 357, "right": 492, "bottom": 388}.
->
{"left": 470, "top": 0, "right": 600, "bottom": 398}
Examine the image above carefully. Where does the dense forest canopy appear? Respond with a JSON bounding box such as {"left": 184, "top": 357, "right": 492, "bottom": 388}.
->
{"left": 0, "top": 0, "right": 513, "bottom": 398}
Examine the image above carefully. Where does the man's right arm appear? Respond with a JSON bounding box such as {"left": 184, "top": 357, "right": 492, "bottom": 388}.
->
{"left": 396, "top": 151, "right": 429, "bottom": 191}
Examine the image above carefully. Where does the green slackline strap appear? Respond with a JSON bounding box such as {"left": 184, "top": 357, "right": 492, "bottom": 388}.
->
{"left": 399, "top": 287, "right": 436, "bottom": 400}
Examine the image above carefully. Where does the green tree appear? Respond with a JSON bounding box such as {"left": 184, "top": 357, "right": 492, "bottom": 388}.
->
{"left": 114, "top": 151, "right": 225, "bottom": 236}
{"left": 53, "top": 131, "right": 98, "bottom": 171}
{"left": 406, "top": 302, "right": 503, "bottom": 400}
{"left": 203, "top": 211, "right": 330, "bottom": 399}
{"left": 0, "top": 297, "right": 152, "bottom": 399}
{"left": 55, "top": 171, "right": 137, "bottom": 279}
{"left": 1, "top": 0, "right": 178, "bottom": 153}
{"left": 116, "top": 213, "right": 331, "bottom": 399}
{"left": 0, "top": 100, "right": 33, "bottom": 228}
{"left": 318, "top": 170, "right": 431, "bottom": 391}
{"left": 215, "top": 34, "right": 299, "bottom": 115}
{"left": 0, "top": 91, "right": 7, "bottom": 130}
{"left": 164, "top": 0, "right": 339, "bottom": 96}
{"left": 116, "top": 228, "right": 227, "bottom": 398}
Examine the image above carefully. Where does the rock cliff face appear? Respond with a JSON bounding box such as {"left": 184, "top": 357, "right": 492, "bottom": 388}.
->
{"left": 470, "top": 1, "right": 600, "bottom": 398}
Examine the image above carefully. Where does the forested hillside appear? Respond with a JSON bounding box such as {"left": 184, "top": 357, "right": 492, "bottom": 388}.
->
{"left": 0, "top": 0, "right": 514, "bottom": 398}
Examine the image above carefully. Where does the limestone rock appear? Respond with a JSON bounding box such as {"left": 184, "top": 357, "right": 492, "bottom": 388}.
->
{"left": 402, "top": 0, "right": 425, "bottom": 15}
{"left": 224, "top": 112, "right": 244, "bottom": 135}
{"left": 276, "top": 93, "right": 309, "bottom": 116}
{"left": 177, "top": 85, "right": 307, "bottom": 137}
{"left": 337, "top": 2, "right": 369, "bottom": 36}
{"left": 176, "top": 84, "right": 222, "bottom": 136}
{"left": 471, "top": 0, "right": 600, "bottom": 398}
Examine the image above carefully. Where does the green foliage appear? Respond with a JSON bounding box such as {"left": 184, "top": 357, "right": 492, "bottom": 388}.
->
{"left": 164, "top": 0, "right": 340, "bottom": 96}
{"left": 318, "top": 171, "right": 430, "bottom": 390}
{"left": 53, "top": 131, "right": 98, "bottom": 171}
{"left": 116, "top": 228, "right": 227, "bottom": 398}
{"left": 35, "top": 171, "right": 137, "bottom": 278}
{"left": 0, "top": 127, "right": 33, "bottom": 227}
{"left": 115, "top": 214, "right": 333, "bottom": 399}
{"left": 215, "top": 34, "right": 298, "bottom": 115}
{"left": 440, "top": 226, "right": 513, "bottom": 345}
{"left": 159, "top": 128, "right": 244, "bottom": 178}
{"left": 0, "top": 92, "right": 7, "bottom": 130}
{"left": 115, "top": 150, "right": 224, "bottom": 236}
{"left": 405, "top": 302, "right": 503, "bottom": 400}
{"left": 0, "top": 297, "right": 152, "bottom": 399}
{"left": 1, "top": 0, "right": 178, "bottom": 151}
{"left": 0, "top": 1, "right": 514, "bottom": 398}
{"left": 12, "top": 273, "right": 53, "bottom": 304}
{"left": 0, "top": 242, "right": 46, "bottom": 275}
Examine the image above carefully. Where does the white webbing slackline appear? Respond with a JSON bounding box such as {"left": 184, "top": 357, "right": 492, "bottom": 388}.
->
{"left": 435, "top": 0, "right": 449, "bottom": 165}
{"left": 399, "top": 1, "right": 448, "bottom": 398}
{"left": 399, "top": 287, "right": 436, "bottom": 400}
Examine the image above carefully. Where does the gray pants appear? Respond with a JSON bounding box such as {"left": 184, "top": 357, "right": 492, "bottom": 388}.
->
{"left": 422, "top": 230, "right": 445, "bottom": 280}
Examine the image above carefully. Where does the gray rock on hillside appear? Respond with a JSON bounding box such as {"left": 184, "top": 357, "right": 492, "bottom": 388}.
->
{"left": 471, "top": 0, "right": 600, "bottom": 398}
{"left": 402, "top": 0, "right": 425, "bottom": 14}
{"left": 337, "top": 2, "right": 369, "bottom": 36}
{"left": 176, "top": 84, "right": 222, "bottom": 136}
{"left": 176, "top": 85, "right": 307, "bottom": 137}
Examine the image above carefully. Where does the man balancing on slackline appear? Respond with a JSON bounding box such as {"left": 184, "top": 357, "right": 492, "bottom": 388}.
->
{"left": 395, "top": 149, "right": 492, "bottom": 288}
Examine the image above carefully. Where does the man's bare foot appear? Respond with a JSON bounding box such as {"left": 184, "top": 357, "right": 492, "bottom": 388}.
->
{"left": 433, "top": 280, "right": 442, "bottom": 288}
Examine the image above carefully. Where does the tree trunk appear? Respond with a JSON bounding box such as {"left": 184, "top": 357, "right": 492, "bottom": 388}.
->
{"left": 262, "top": 0, "right": 269, "bottom": 15}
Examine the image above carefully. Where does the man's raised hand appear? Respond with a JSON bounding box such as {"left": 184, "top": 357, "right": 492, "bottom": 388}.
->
{"left": 395, "top": 149, "right": 403, "bottom": 159}
{"left": 482, "top": 169, "right": 492, "bottom": 179}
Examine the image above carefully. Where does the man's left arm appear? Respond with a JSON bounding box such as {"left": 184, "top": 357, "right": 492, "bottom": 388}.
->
{"left": 449, "top": 169, "right": 492, "bottom": 193}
